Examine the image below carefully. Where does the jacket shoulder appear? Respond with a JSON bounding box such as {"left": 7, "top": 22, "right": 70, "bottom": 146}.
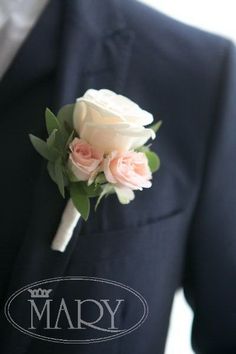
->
{"left": 121, "top": 0, "right": 230, "bottom": 72}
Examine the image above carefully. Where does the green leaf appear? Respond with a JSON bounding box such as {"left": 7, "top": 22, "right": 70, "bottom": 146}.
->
{"left": 54, "top": 105, "right": 75, "bottom": 149}
{"left": 82, "top": 182, "right": 102, "bottom": 197}
{"left": 55, "top": 158, "right": 65, "bottom": 197}
{"left": 47, "top": 129, "right": 57, "bottom": 148}
{"left": 62, "top": 173, "right": 69, "bottom": 187}
{"left": 66, "top": 167, "right": 79, "bottom": 182}
{"left": 45, "top": 108, "right": 60, "bottom": 135}
{"left": 95, "top": 173, "right": 107, "bottom": 185}
{"left": 57, "top": 104, "right": 75, "bottom": 133}
{"left": 70, "top": 183, "right": 90, "bottom": 221}
{"left": 65, "top": 130, "right": 75, "bottom": 147}
{"left": 149, "top": 120, "right": 162, "bottom": 134}
{"left": 47, "top": 161, "right": 56, "bottom": 183}
{"left": 29, "top": 134, "right": 58, "bottom": 161}
{"left": 145, "top": 151, "right": 160, "bottom": 173}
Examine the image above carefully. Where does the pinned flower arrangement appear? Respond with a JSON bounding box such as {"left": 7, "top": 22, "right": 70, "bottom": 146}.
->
{"left": 30, "top": 89, "right": 161, "bottom": 252}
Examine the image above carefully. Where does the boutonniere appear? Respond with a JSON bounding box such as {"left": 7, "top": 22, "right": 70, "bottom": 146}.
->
{"left": 30, "top": 89, "right": 161, "bottom": 252}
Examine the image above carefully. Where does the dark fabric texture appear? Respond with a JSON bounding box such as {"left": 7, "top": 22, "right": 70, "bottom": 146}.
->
{"left": 0, "top": 0, "right": 235, "bottom": 353}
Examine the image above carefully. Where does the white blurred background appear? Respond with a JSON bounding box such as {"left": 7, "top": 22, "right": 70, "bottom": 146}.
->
{"left": 140, "top": 0, "right": 236, "bottom": 41}
{"left": 138, "top": 1, "right": 236, "bottom": 353}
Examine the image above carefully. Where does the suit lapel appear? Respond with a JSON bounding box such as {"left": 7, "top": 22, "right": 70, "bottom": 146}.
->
{"left": 2, "top": 0, "right": 134, "bottom": 352}
{"left": 52, "top": 0, "right": 134, "bottom": 108}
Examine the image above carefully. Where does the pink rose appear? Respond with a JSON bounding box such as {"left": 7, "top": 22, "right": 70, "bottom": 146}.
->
{"left": 103, "top": 151, "right": 152, "bottom": 190}
{"left": 68, "top": 138, "right": 103, "bottom": 181}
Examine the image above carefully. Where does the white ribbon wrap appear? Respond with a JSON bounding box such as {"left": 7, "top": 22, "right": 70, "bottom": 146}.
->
{"left": 51, "top": 199, "right": 80, "bottom": 252}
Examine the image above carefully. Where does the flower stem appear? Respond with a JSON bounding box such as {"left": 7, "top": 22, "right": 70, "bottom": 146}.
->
{"left": 51, "top": 199, "right": 80, "bottom": 252}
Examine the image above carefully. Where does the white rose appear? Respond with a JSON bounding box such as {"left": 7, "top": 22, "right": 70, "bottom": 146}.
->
{"left": 73, "top": 89, "right": 155, "bottom": 154}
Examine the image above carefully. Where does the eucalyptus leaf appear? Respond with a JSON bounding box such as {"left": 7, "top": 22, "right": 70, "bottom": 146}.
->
{"left": 82, "top": 182, "right": 102, "bottom": 197}
{"left": 66, "top": 130, "right": 75, "bottom": 147}
{"left": 54, "top": 131, "right": 68, "bottom": 153}
{"left": 29, "top": 134, "right": 58, "bottom": 161}
{"left": 70, "top": 182, "right": 90, "bottom": 220}
{"left": 55, "top": 105, "right": 75, "bottom": 149}
{"left": 95, "top": 173, "right": 107, "bottom": 185}
{"left": 149, "top": 120, "right": 162, "bottom": 134}
{"left": 62, "top": 169, "right": 69, "bottom": 187}
{"left": 47, "top": 161, "right": 56, "bottom": 183}
{"left": 145, "top": 151, "right": 160, "bottom": 173}
{"left": 47, "top": 129, "right": 57, "bottom": 147}
{"left": 57, "top": 104, "right": 75, "bottom": 133}
{"left": 55, "top": 158, "right": 65, "bottom": 198}
{"left": 45, "top": 108, "right": 60, "bottom": 135}
{"left": 66, "top": 168, "right": 79, "bottom": 182}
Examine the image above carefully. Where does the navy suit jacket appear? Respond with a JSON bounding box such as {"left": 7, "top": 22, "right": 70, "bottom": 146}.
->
{"left": 0, "top": 0, "right": 236, "bottom": 353}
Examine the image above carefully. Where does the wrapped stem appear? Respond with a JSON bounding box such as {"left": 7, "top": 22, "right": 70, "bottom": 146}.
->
{"left": 51, "top": 199, "right": 80, "bottom": 252}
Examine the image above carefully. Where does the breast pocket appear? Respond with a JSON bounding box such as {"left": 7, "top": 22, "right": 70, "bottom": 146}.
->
{"left": 67, "top": 208, "right": 187, "bottom": 269}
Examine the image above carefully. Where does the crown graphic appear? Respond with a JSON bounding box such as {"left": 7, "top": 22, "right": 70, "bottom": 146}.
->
{"left": 28, "top": 288, "right": 52, "bottom": 298}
